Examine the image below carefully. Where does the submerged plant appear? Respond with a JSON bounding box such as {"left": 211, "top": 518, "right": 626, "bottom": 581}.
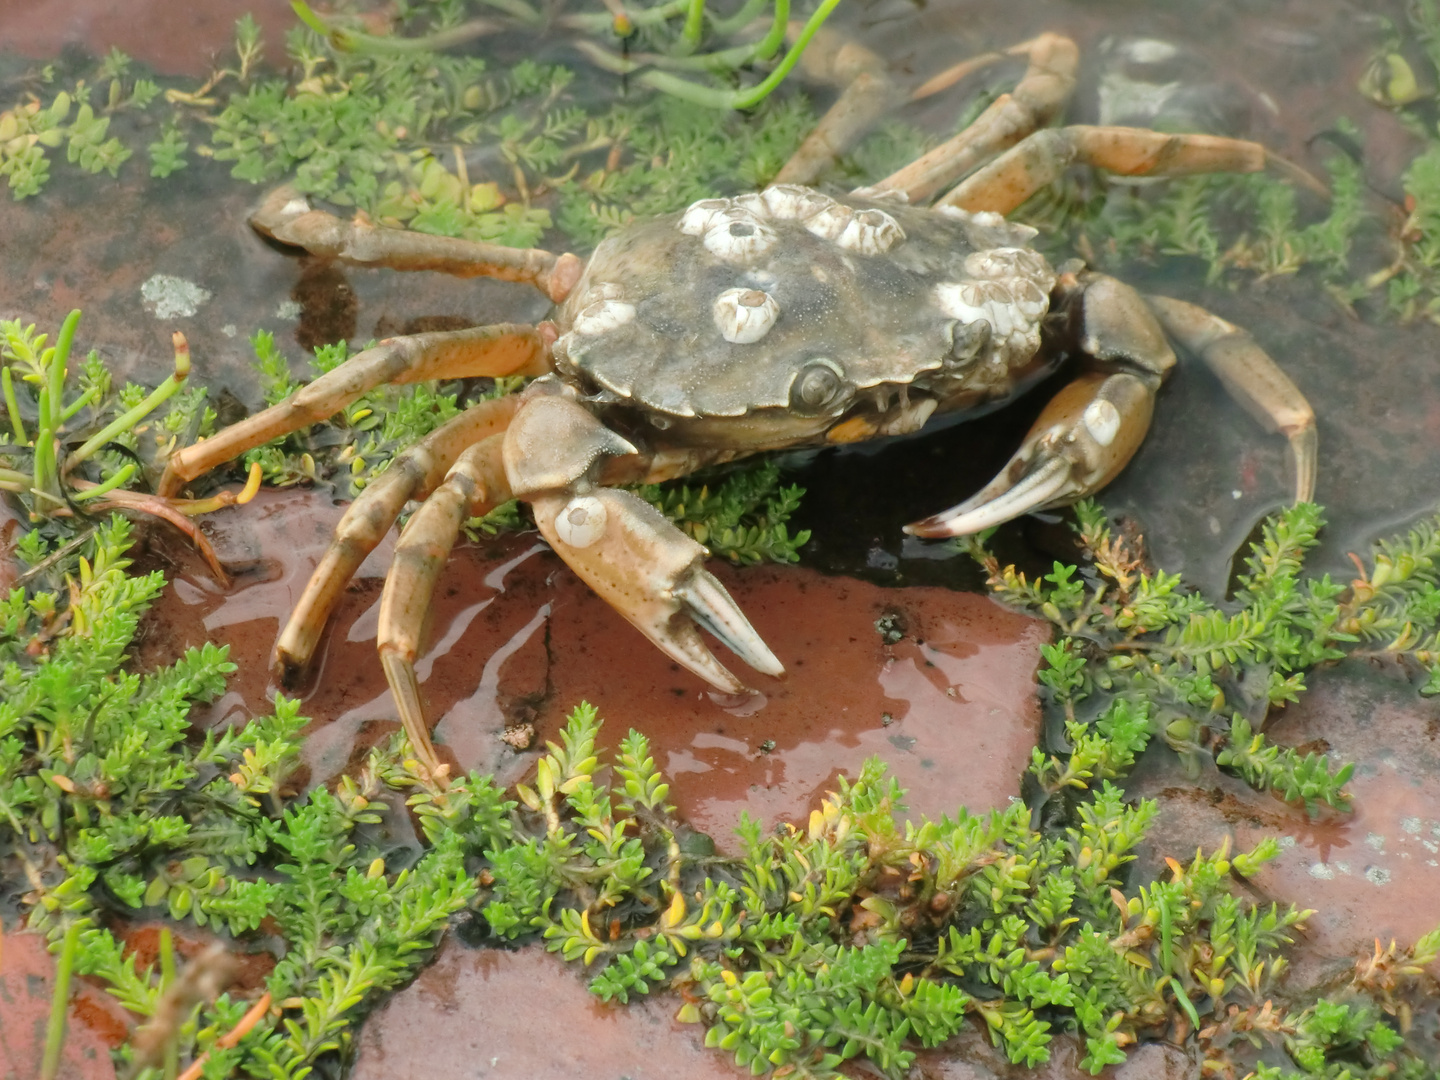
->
{"left": 1, "top": 518, "right": 484, "bottom": 1078}
{"left": 961, "top": 501, "right": 1361, "bottom": 814}
{"left": 293, "top": 0, "right": 845, "bottom": 111}
{"left": 0, "top": 311, "right": 255, "bottom": 569}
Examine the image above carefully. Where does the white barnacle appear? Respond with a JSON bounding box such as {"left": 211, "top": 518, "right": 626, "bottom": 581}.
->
{"left": 731, "top": 192, "right": 772, "bottom": 219}
{"left": 965, "top": 247, "right": 1050, "bottom": 282}
{"left": 702, "top": 209, "right": 777, "bottom": 262}
{"left": 803, "top": 202, "right": 855, "bottom": 242}
{"left": 680, "top": 197, "right": 732, "bottom": 236}
{"left": 934, "top": 280, "right": 1040, "bottom": 342}
{"left": 1083, "top": 398, "right": 1122, "bottom": 448}
{"left": 762, "top": 184, "right": 835, "bottom": 220}
{"left": 555, "top": 495, "right": 608, "bottom": 548}
{"left": 932, "top": 280, "right": 1022, "bottom": 338}
{"left": 573, "top": 299, "right": 636, "bottom": 336}
{"left": 848, "top": 185, "right": 909, "bottom": 204}
{"left": 713, "top": 288, "right": 780, "bottom": 344}
{"left": 933, "top": 281, "right": 989, "bottom": 324}
{"left": 969, "top": 210, "right": 1007, "bottom": 229}
{"left": 833, "top": 207, "right": 904, "bottom": 255}
{"left": 577, "top": 281, "right": 625, "bottom": 307}
{"left": 1012, "top": 279, "right": 1050, "bottom": 321}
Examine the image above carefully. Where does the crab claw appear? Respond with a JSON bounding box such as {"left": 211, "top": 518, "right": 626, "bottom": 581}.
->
{"left": 905, "top": 371, "right": 1154, "bottom": 538}
{"left": 531, "top": 487, "right": 783, "bottom": 691}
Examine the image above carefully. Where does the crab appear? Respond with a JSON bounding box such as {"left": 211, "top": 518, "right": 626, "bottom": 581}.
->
{"left": 158, "top": 33, "right": 1317, "bottom": 774}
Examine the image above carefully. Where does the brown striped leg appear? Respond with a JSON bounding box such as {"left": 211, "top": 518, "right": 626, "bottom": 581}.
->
{"left": 871, "top": 34, "right": 1078, "bottom": 204}
{"left": 251, "top": 186, "right": 583, "bottom": 302}
{"left": 936, "top": 125, "right": 1269, "bottom": 215}
{"left": 158, "top": 324, "right": 548, "bottom": 497}
{"left": 272, "top": 395, "right": 521, "bottom": 683}
{"left": 376, "top": 434, "right": 511, "bottom": 773}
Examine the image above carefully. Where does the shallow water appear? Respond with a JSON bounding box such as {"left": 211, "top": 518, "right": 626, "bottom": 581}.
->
{"left": 4, "top": 0, "right": 1440, "bottom": 1072}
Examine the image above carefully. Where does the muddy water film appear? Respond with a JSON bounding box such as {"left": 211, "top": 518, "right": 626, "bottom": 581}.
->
{"left": 4, "top": 0, "right": 1440, "bottom": 1074}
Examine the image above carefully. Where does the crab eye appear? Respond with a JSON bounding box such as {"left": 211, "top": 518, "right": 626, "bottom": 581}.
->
{"left": 790, "top": 359, "right": 850, "bottom": 414}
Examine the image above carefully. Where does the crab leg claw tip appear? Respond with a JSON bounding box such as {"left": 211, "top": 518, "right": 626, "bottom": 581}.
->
{"left": 676, "top": 569, "right": 785, "bottom": 679}
{"left": 381, "top": 652, "right": 444, "bottom": 775}
{"left": 271, "top": 646, "right": 306, "bottom": 689}
{"left": 904, "top": 456, "right": 1073, "bottom": 538}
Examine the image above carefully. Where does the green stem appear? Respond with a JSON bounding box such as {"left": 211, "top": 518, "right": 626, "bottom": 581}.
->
{"left": 160, "top": 929, "right": 178, "bottom": 1080}
{"left": 64, "top": 336, "right": 189, "bottom": 473}
{"left": 60, "top": 384, "right": 100, "bottom": 423}
{"left": 32, "top": 420, "right": 57, "bottom": 509}
{"left": 71, "top": 464, "right": 137, "bottom": 501}
{"left": 40, "top": 922, "right": 80, "bottom": 1080}
{"left": 635, "top": 0, "right": 838, "bottom": 109}
{"left": 558, "top": 0, "right": 690, "bottom": 34}
{"left": 576, "top": 38, "right": 764, "bottom": 75}
{"left": 681, "top": 0, "right": 706, "bottom": 52}
{"left": 472, "top": 0, "right": 544, "bottom": 25}
{"left": 708, "top": 0, "right": 769, "bottom": 35}
{"left": 292, "top": 0, "right": 504, "bottom": 50}
{"left": 1, "top": 366, "right": 24, "bottom": 443}
{"left": 751, "top": 0, "right": 788, "bottom": 62}
{"left": 47, "top": 310, "right": 80, "bottom": 433}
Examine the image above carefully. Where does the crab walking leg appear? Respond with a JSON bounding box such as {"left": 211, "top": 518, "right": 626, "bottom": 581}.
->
{"left": 772, "top": 28, "right": 900, "bottom": 186}
{"left": 869, "top": 34, "right": 1079, "bottom": 205}
{"left": 1145, "top": 295, "right": 1317, "bottom": 503}
{"left": 158, "top": 324, "right": 548, "bottom": 496}
{"left": 908, "top": 273, "right": 1173, "bottom": 538}
{"left": 506, "top": 391, "right": 782, "bottom": 692}
{"left": 936, "top": 125, "right": 1270, "bottom": 216}
{"left": 377, "top": 435, "right": 511, "bottom": 772}
{"left": 251, "top": 187, "right": 583, "bottom": 303}
{"left": 273, "top": 395, "right": 521, "bottom": 682}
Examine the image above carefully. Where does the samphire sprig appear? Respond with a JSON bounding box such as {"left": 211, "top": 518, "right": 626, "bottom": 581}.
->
{"left": 473, "top": 705, "right": 1436, "bottom": 1079}
{"left": 960, "top": 500, "right": 1358, "bottom": 814}
{"left": 1, "top": 515, "right": 501, "bottom": 1078}
{"left": 0, "top": 311, "right": 197, "bottom": 519}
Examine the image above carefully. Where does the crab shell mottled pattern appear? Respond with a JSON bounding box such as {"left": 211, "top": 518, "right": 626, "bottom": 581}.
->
{"left": 550, "top": 186, "right": 1059, "bottom": 448}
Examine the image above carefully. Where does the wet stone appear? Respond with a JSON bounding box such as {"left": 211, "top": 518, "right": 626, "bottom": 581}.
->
{"left": 144, "top": 487, "right": 1050, "bottom": 844}
{"left": 0, "top": 930, "right": 124, "bottom": 1080}
{"left": 1124, "top": 656, "right": 1440, "bottom": 985}
{"left": 351, "top": 943, "right": 744, "bottom": 1080}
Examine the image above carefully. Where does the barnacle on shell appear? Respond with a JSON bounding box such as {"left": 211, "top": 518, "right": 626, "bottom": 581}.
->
{"left": 573, "top": 299, "right": 636, "bottom": 336}
{"left": 713, "top": 288, "right": 780, "bottom": 344}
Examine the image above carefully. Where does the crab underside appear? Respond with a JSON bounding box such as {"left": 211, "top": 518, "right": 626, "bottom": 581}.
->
{"left": 159, "top": 32, "right": 1317, "bottom": 774}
